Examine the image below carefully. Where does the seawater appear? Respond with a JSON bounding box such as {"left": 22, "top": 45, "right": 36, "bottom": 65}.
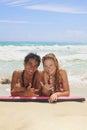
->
{"left": 0, "top": 41, "right": 87, "bottom": 83}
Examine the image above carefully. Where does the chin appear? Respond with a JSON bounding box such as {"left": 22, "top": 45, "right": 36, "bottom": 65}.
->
{"left": 48, "top": 72, "right": 53, "bottom": 75}
{"left": 28, "top": 72, "right": 33, "bottom": 76}
{"left": 49, "top": 71, "right": 55, "bottom": 76}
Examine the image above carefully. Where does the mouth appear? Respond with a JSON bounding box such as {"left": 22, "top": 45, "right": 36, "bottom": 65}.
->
{"left": 48, "top": 70, "right": 55, "bottom": 75}
{"left": 28, "top": 70, "right": 33, "bottom": 75}
{"left": 48, "top": 70, "right": 52, "bottom": 75}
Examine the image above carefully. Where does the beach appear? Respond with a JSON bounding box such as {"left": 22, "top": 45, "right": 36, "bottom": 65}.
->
{"left": 0, "top": 99, "right": 87, "bottom": 130}
{"left": 0, "top": 82, "right": 87, "bottom": 130}
{"left": 1, "top": 0, "right": 87, "bottom": 128}
{"left": 0, "top": 41, "right": 87, "bottom": 130}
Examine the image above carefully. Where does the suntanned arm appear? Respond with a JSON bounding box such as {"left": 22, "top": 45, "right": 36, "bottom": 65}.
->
{"left": 38, "top": 71, "right": 52, "bottom": 96}
{"left": 32, "top": 71, "right": 42, "bottom": 95}
{"left": 49, "top": 68, "right": 70, "bottom": 103}
{"left": 11, "top": 70, "right": 26, "bottom": 96}
{"left": 55, "top": 68, "right": 70, "bottom": 97}
{"left": 11, "top": 70, "right": 39, "bottom": 96}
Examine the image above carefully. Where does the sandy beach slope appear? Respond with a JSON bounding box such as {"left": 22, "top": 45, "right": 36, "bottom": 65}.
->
{"left": 0, "top": 101, "right": 87, "bottom": 130}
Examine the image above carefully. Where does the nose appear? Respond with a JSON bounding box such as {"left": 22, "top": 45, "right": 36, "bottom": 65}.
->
{"left": 30, "top": 65, "right": 34, "bottom": 70}
{"left": 47, "top": 67, "right": 51, "bottom": 71}
{"left": 30, "top": 65, "right": 37, "bottom": 71}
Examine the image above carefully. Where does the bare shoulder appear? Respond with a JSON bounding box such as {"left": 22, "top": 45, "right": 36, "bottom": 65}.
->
{"left": 37, "top": 71, "right": 44, "bottom": 80}
{"left": 35, "top": 70, "right": 43, "bottom": 77}
{"left": 12, "top": 70, "right": 22, "bottom": 77}
{"left": 59, "top": 67, "right": 67, "bottom": 76}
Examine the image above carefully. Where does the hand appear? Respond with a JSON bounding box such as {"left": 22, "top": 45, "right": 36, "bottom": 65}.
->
{"left": 12, "top": 79, "right": 25, "bottom": 93}
{"left": 40, "top": 81, "right": 52, "bottom": 96}
{"left": 26, "top": 83, "right": 39, "bottom": 96}
{"left": 48, "top": 93, "right": 58, "bottom": 103}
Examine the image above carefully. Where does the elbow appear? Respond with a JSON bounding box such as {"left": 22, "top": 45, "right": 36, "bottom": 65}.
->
{"left": 64, "top": 89, "right": 70, "bottom": 96}
{"left": 67, "top": 90, "right": 70, "bottom": 96}
{"left": 11, "top": 91, "right": 15, "bottom": 96}
{"left": 11, "top": 90, "right": 17, "bottom": 96}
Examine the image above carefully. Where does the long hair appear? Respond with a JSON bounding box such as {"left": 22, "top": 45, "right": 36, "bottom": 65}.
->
{"left": 42, "top": 53, "right": 61, "bottom": 90}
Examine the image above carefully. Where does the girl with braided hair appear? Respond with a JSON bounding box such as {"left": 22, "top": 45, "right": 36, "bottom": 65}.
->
{"left": 40, "top": 53, "right": 70, "bottom": 103}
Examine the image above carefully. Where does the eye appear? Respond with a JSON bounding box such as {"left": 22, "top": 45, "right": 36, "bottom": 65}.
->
{"left": 34, "top": 65, "right": 38, "bottom": 69}
{"left": 27, "top": 62, "right": 32, "bottom": 66}
{"left": 50, "top": 64, "right": 52, "bottom": 66}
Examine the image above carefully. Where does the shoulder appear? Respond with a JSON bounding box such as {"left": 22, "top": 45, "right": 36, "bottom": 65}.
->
{"left": 37, "top": 70, "right": 44, "bottom": 77}
{"left": 35, "top": 70, "right": 44, "bottom": 81}
{"left": 35, "top": 70, "right": 44, "bottom": 75}
{"left": 39, "top": 71, "right": 45, "bottom": 77}
{"left": 59, "top": 68, "right": 67, "bottom": 77}
{"left": 12, "top": 70, "right": 22, "bottom": 77}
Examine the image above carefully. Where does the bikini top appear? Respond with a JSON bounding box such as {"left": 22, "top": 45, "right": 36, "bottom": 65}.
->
{"left": 48, "top": 78, "right": 64, "bottom": 92}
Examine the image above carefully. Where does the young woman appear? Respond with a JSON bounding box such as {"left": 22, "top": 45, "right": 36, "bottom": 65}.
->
{"left": 11, "top": 53, "right": 41, "bottom": 96}
{"left": 40, "top": 53, "right": 70, "bottom": 103}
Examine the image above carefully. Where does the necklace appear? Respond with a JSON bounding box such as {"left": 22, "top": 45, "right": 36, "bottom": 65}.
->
{"left": 21, "top": 70, "right": 36, "bottom": 89}
{"left": 49, "top": 75, "right": 54, "bottom": 93}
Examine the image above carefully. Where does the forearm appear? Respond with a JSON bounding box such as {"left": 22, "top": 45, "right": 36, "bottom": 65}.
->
{"left": 11, "top": 90, "right": 26, "bottom": 96}
{"left": 56, "top": 90, "right": 70, "bottom": 97}
{"left": 11, "top": 88, "right": 39, "bottom": 96}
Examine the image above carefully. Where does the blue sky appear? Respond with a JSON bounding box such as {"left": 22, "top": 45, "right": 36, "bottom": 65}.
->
{"left": 0, "top": 0, "right": 87, "bottom": 42}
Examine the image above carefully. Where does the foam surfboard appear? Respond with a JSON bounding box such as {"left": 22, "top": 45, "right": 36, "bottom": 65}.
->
{"left": 0, "top": 96, "right": 85, "bottom": 102}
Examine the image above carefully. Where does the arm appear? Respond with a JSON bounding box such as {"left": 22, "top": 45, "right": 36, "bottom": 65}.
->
{"left": 57, "top": 69, "right": 70, "bottom": 96}
{"left": 32, "top": 71, "right": 43, "bottom": 96}
{"left": 49, "top": 69, "right": 70, "bottom": 102}
{"left": 38, "top": 71, "right": 52, "bottom": 96}
{"left": 11, "top": 71, "right": 39, "bottom": 96}
{"left": 11, "top": 70, "right": 25, "bottom": 96}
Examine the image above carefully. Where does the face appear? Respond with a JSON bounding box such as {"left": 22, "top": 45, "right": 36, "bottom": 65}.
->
{"left": 24, "top": 58, "right": 38, "bottom": 76}
{"left": 43, "top": 59, "right": 56, "bottom": 76}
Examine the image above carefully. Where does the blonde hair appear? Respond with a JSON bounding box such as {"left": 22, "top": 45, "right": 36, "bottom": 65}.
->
{"left": 42, "top": 53, "right": 61, "bottom": 90}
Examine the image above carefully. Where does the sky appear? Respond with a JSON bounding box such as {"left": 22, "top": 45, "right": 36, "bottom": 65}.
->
{"left": 0, "top": 0, "right": 87, "bottom": 42}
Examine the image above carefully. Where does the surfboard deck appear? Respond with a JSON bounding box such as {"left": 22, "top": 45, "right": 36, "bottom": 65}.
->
{"left": 0, "top": 96, "right": 85, "bottom": 102}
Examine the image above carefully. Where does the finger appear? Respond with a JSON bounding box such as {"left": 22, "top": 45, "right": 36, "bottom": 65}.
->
{"left": 29, "top": 83, "right": 32, "bottom": 88}
{"left": 48, "top": 98, "right": 53, "bottom": 103}
{"left": 35, "top": 89, "right": 39, "bottom": 93}
{"left": 33, "top": 94, "right": 39, "bottom": 97}
{"left": 50, "top": 96, "right": 57, "bottom": 102}
{"left": 17, "top": 78, "right": 20, "bottom": 83}
{"left": 27, "top": 83, "right": 32, "bottom": 90}
{"left": 31, "top": 88, "right": 35, "bottom": 93}
{"left": 48, "top": 96, "right": 54, "bottom": 103}
{"left": 40, "top": 81, "right": 44, "bottom": 87}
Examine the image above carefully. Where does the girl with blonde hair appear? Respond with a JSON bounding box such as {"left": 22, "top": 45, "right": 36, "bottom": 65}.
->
{"left": 40, "top": 53, "right": 70, "bottom": 103}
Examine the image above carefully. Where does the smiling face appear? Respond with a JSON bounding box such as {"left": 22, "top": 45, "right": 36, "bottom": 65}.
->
{"left": 24, "top": 58, "right": 38, "bottom": 76}
{"left": 43, "top": 58, "right": 56, "bottom": 76}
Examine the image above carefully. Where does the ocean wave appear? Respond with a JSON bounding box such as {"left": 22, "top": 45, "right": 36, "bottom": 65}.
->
{"left": 0, "top": 43, "right": 87, "bottom": 82}
{"left": 0, "top": 45, "right": 87, "bottom": 61}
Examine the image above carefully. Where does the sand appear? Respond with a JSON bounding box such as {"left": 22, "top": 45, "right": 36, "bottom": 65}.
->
{"left": 0, "top": 83, "right": 87, "bottom": 130}
{"left": 0, "top": 101, "right": 87, "bottom": 130}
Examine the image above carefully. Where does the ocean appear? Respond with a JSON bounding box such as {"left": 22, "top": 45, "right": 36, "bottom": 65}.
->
{"left": 0, "top": 41, "right": 87, "bottom": 97}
